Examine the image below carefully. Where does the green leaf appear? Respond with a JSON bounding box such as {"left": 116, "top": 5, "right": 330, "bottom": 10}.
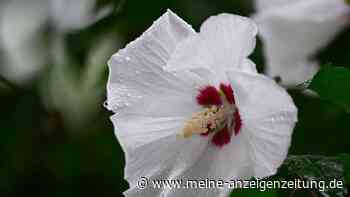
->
{"left": 282, "top": 155, "right": 343, "bottom": 180}
{"left": 308, "top": 66, "right": 350, "bottom": 113}
{"left": 338, "top": 154, "right": 350, "bottom": 185}
{"left": 230, "top": 188, "right": 277, "bottom": 197}
{"left": 279, "top": 155, "right": 347, "bottom": 197}
{"left": 229, "top": 155, "right": 349, "bottom": 197}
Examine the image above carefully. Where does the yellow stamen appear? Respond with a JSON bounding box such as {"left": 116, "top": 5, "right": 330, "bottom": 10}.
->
{"left": 180, "top": 105, "right": 226, "bottom": 138}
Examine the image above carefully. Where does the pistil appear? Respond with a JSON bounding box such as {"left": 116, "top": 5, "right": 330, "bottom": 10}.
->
{"left": 180, "top": 83, "right": 242, "bottom": 147}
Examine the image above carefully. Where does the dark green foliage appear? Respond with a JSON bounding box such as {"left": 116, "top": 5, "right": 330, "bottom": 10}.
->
{"left": 309, "top": 66, "right": 350, "bottom": 113}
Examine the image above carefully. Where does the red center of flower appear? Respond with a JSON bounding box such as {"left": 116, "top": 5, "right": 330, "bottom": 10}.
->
{"left": 196, "top": 83, "right": 242, "bottom": 147}
{"left": 197, "top": 86, "right": 222, "bottom": 106}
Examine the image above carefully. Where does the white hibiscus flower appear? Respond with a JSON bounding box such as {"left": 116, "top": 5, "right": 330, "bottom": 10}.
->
{"left": 254, "top": 0, "right": 350, "bottom": 87}
{"left": 106, "top": 10, "right": 297, "bottom": 197}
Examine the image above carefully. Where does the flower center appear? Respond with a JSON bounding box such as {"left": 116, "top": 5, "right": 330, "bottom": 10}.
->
{"left": 180, "top": 83, "right": 242, "bottom": 147}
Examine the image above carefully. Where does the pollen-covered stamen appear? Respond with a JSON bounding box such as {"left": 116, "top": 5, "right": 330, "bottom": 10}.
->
{"left": 180, "top": 106, "right": 226, "bottom": 138}
{"left": 181, "top": 83, "right": 243, "bottom": 147}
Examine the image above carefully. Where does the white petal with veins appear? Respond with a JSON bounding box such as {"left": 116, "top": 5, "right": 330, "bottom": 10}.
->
{"left": 228, "top": 70, "right": 297, "bottom": 177}
{"left": 107, "top": 10, "right": 199, "bottom": 116}
{"left": 166, "top": 14, "right": 258, "bottom": 76}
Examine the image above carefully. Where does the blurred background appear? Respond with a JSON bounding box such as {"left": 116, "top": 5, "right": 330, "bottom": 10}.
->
{"left": 0, "top": 0, "right": 349, "bottom": 196}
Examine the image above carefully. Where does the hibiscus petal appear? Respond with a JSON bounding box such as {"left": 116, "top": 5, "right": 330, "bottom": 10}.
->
{"left": 107, "top": 11, "right": 216, "bottom": 196}
{"left": 228, "top": 70, "right": 297, "bottom": 177}
{"left": 242, "top": 59, "right": 258, "bottom": 74}
{"left": 266, "top": 59, "right": 319, "bottom": 87}
{"left": 111, "top": 114, "right": 209, "bottom": 194}
{"left": 243, "top": 116, "right": 296, "bottom": 177}
{"left": 106, "top": 9, "right": 199, "bottom": 116}
{"left": 254, "top": 0, "right": 350, "bottom": 86}
{"left": 123, "top": 131, "right": 252, "bottom": 197}
{"left": 166, "top": 14, "right": 258, "bottom": 75}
